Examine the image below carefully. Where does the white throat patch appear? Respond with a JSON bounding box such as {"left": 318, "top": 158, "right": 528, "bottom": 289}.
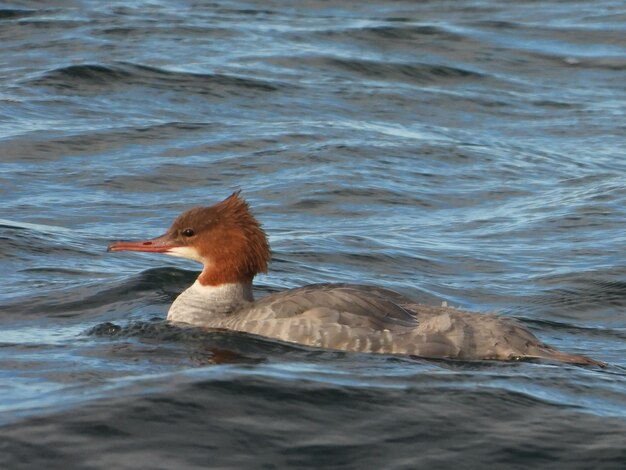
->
{"left": 166, "top": 245, "right": 204, "bottom": 263}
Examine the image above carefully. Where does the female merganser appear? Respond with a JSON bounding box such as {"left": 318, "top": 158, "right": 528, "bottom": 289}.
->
{"left": 108, "top": 192, "right": 604, "bottom": 366}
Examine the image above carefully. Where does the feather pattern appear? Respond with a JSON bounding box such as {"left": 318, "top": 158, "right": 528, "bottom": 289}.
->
{"left": 168, "top": 282, "right": 605, "bottom": 366}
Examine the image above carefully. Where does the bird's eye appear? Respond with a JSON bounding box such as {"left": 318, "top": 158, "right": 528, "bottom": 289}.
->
{"left": 182, "top": 228, "right": 195, "bottom": 237}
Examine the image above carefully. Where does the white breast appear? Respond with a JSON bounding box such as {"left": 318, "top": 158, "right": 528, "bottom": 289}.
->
{"left": 167, "top": 280, "right": 253, "bottom": 325}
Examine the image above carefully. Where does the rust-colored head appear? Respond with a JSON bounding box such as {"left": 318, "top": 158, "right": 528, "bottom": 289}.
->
{"left": 107, "top": 192, "right": 270, "bottom": 285}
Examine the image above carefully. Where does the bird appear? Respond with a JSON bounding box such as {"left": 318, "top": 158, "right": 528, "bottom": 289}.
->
{"left": 107, "top": 192, "right": 605, "bottom": 367}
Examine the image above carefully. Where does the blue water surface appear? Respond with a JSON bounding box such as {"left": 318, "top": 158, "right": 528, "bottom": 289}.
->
{"left": 1, "top": 1, "right": 625, "bottom": 468}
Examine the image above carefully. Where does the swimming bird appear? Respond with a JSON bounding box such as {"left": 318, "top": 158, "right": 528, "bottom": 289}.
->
{"left": 107, "top": 192, "right": 604, "bottom": 366}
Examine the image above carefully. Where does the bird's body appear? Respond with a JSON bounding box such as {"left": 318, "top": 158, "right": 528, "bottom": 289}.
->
{"left": 108, "top": 193, "right": 604, "bottom": 366}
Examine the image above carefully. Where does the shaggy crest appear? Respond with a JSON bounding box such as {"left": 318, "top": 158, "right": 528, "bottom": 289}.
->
{"left": 167, "top": 192, "right": 270, "bottom": 285}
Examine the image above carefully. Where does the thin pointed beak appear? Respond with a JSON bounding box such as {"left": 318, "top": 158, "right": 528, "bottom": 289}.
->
{"left": 107, "top": 233, "right": 179, "bottom": 253}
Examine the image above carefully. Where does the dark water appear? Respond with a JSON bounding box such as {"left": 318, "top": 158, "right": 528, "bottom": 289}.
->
{"left": 1, "top": 1, "right": 626, "bottom": 468}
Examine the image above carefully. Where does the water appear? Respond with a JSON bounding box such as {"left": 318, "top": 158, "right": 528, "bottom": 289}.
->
{"left": 1, "top": 1, "right": 626, "bottom": 468}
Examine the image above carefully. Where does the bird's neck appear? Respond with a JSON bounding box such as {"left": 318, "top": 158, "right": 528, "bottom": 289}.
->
{"left": 167, "top": 279, "right": 254, "bottom": 325}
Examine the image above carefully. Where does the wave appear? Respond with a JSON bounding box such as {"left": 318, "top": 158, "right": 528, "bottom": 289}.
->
{"left": 266, "top": 55, "right": 485, "bottom": 85}
{"left": 28, "top": 62, "right": 284, "bottom": 96}
{"left": 316, "top": 23, "right": 465, "bottom": 43}
{"left": 0, "top": 267, "right": 193, "bottom": 317}
{"left": 0, "top": 9, "right": 36, "bottom": 20}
